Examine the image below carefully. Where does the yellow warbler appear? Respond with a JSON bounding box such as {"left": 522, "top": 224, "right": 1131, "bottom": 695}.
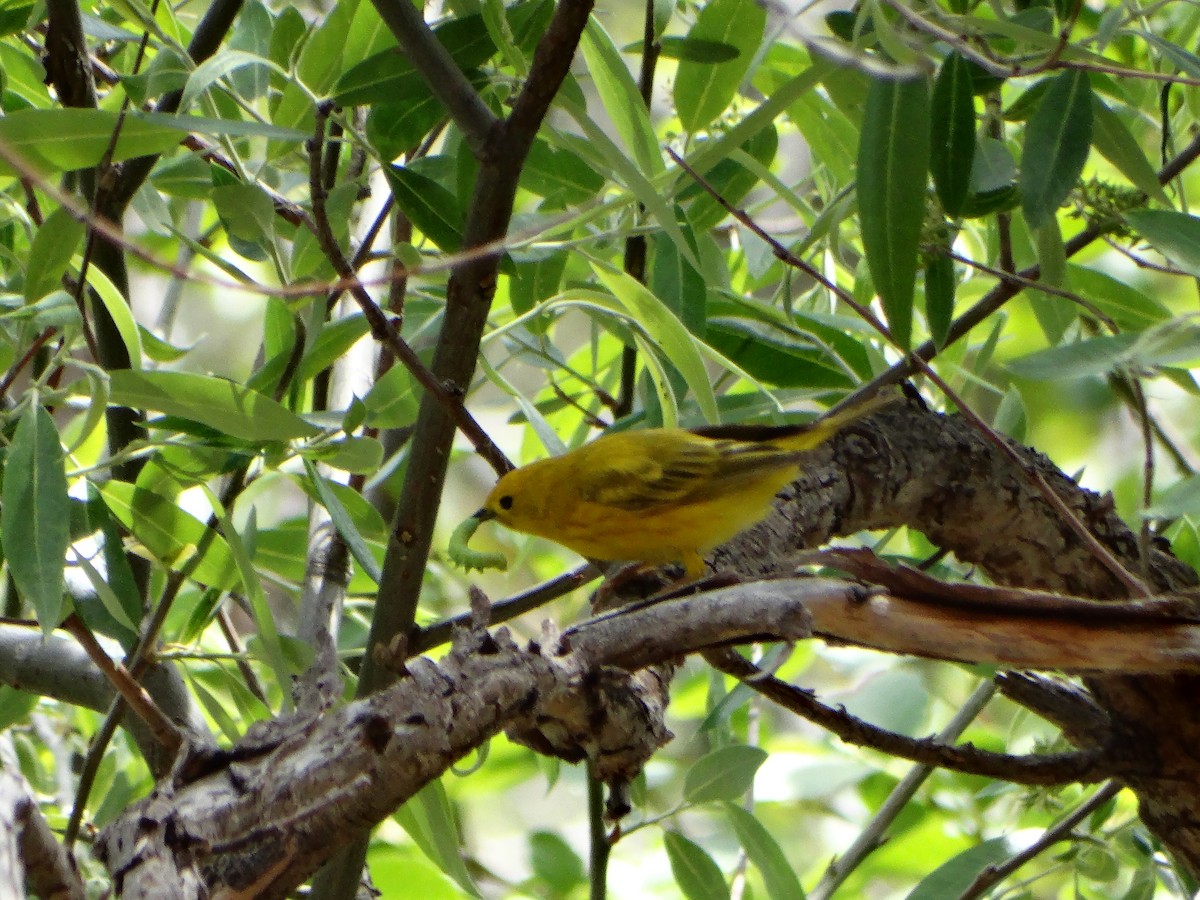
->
{"left": 473, "top": 393, "right": 894, "bottom": 579}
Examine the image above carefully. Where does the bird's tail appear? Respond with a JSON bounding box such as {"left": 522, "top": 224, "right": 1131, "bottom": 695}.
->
{"left": 690, "top": 388, "right": 901, "bottom": 451}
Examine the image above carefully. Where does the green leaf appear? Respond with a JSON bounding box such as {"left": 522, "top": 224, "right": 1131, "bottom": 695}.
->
{"left": 25, "top": 206, "right": 84, "bottom": 302}
{"left": 579, "top": 18, "right": 663, "bottom": 179}
{"left": 104, "top": 370, "right": 319, "bottom": 442}
{"left": 1020, "top": 69, "right": 1092, "bottom": 229}
{"left": 304, "top": 436, "right": 384, "bottom": 474}
{"left": 930, "top": 52, "right": 975, "bottom": 217}
{"left": 591, "top": 264, "right": 718, "bottom": 423}
{"left": 905, "top": 837, "right": 1012, "bottom": 900}
{"left": 1090, "top": 98, "right": 1168, "bottom": 205}
{"left": 651, "top": 226, "right": 707, "bottom": 337}
{"left": 87, "top": 266, "right": 144, "bottom": 371}
{"left": 2, "top": 403, "right": 69, "bottom": 630}
{"left": 674, "top": 0, "right": 765, "bottom": 132}
{"left": 521, "top": 138, "right": 605, "bottom": 207}
{"left": 213, "top": 182, "right": 276, "bottom": 246}
{"left": 0, "top": 109, "right": 181, "bottom": 175}
{"left": 1125, "top": 209, "right": 1200, "bottom": 278}
{"left": 395, "top": 780, "right": 480, "bottom": 897}
{"left": 1008, "top": 333, "right": 1136, "bottom": 380}
{"left": 857, "top": 74, "right": 930, "bottom": 349}
{"left": 179, "top": 49, "right": 286, "bottom": 112}
{"left": 723, "top": 803, "right": 806, "bottom": 900}
{"left": 664, "top": 832, "right": 730, "bottom": 900}
{"left": 99, "top": 481, "right": 241, "bottom": 590}
{"left": 385, "top": 165, "right": 464, "bottom": 253}
{"left": 655, "top": 36, "right": 739, "bottom": 63}
{"left": 141, "top": 111, "right": 309, "bottom": 142}
{"left": 302, "top": 460, "right": 383, "bottom": 584}
{"left": 202, "top": 485, "right": 292, "bottom": 708}
{"left": 924, "top": 254, "right": 955, "bottom": 349}
{"left": 529, "top": 831, "right": 585, "bottom": 895}
{"left": 684, "top": 745, "right": 768, "bottom": 803}
{"left": 1067, "top": 264, "right": 1170, "bottom": 330}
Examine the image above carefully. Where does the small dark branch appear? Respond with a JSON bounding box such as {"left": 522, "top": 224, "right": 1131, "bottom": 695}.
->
{"left": 706, "top": 649, "right": 1114, "bottom": 785}
{"left": 411, "top": 565, "right": 597, "bottom": 654}
{"left": 0, "top": 327, "right": 56, "bottom": 402}
{"left": 214, "top": 608, "right": 269, "bottom": 706}
{"left": 271, "top": 314, "right": 307, "bottom": 403}
{"left": 996, "top": 672, "right": 1113, "bottom": 747}
{"left": 367, "top": 0, "right": 498, "bottom": 152}
{"left": 307, "top": 104, "right": 510, "bottom": 472}
{"left": 957, "top": 782, "right": 1124, "bottom": 900}
{"left": 61, "top": 614, "right": 182, "bottom": 758}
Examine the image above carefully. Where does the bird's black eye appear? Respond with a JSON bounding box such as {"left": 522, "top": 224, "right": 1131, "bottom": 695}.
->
{"left": 499, "top": 495, "right": 513, "bottom": 510}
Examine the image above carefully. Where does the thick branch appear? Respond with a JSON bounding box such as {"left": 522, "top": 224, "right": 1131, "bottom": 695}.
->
{"left": 99, "top": 588, "right": 809, "bottom": 897}
{"left": 361, "top": 0, "right": 596, "bottom": 696}
{"left": 0, "top": 770, "right": 85, "bottom": 900}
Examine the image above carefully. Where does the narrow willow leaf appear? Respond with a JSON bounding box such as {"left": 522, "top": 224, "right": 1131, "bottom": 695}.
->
{"left": 906, "top": 837, "right": 1012, "bottom": 900}
{"left": 1091, "top": 98, "right": 1168, "bottom": 204}
{"left": 0, "top": 109, "right": 181, "bottom": 176}
{"left": 924, "top": 254, "right": 955, "bottom": 349}
{"left": 674, "top": 0, "right": 765, "bottom": 132}
{"left": 1008, "top": 333, "right": 1136, "bottom": 380}
{"left": 930, "top": 52, "right": 975, "bottom": 217}
{"left": 578, "top": 18, "right": 663, "bottom": 179}
{"left": 201, "top": 485, "right": 292, "bottom": 710}
{"left": 665, "top": 832, "right": 730, "bottom": 900}
{"left": 302, "top": 459, "right": 383, "bottom": 584}
{"left": 591, "top": 264, "right": 718, "bottom": 423}
{"left": 857, "top": 74, "right": 930, "bottom": 349}
{"left": 723, "top": 804, "right": 806, "bottom": 900}
{"left": 25, "top": 206, "right": 84, "bottom": 302}
{"left": 395, "top": 780, "right": 481, "bottom": 896}
{"left": 385, "top": 165, "right": 464, "bottom": 253}
{"left": 2, "top": 404, "right": 69, "bottom": 630}
{"left": 178, "top": 49, "right": 286, "bottom": 112}
{"left": 1020, "top": 70, "right": 1092, "bottom": 229}
{"left": 99, "top": 481, "right": 242, "bottom": 589}
{"left": 1124, "top": 209, "right": 1200, "bottom": 278}
{"left": 684, "top": 745, "right": 767, "bottom": 803}
{"left": 105, "top": 370, "right": 319, "bottom": 442}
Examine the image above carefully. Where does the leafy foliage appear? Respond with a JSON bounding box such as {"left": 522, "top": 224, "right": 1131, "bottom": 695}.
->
{"left": 0, "top": 0, "right": 1196, "bottom": 897}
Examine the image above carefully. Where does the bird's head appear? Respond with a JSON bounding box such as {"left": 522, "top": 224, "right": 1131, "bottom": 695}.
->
{"left": 473, "top": 464, "right": 546, "bottom": 534}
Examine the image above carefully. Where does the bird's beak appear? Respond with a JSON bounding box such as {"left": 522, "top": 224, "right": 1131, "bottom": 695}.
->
{"left": 473, "top": 507, "right": 495, "bottom": 522}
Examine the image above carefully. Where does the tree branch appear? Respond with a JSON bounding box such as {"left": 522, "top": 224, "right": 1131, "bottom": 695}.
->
{"left": 367, "top": 0, "right": 499, "bottom": 152}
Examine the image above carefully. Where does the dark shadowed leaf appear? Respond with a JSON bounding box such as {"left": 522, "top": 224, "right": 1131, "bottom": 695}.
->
{"left": 2, "top": 403, "right": 69, "bottom": 630}
{"left": 930, "top": 52, "right": 975, "bottom": 217}
{"left": 858, "top": 74, "right": 930, "bottom": 349}
{"left": 1020, "top": 70, "right": 1092, "bottom": 228}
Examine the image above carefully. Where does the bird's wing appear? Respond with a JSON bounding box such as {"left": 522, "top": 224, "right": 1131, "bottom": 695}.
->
{"left": 574, "top": 433, "right": 723, "bottom": 510}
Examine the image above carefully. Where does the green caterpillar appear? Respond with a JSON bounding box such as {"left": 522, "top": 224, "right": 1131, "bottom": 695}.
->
{"left": 447, "top": 514, "right": 507, "bottom": 573}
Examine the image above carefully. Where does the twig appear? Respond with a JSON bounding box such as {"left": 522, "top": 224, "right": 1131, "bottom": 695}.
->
{"left": 307, "top": 104, "right": 511, "bottom": 475}
{"left": 808, "top": 680, "right": 999, "bottom": 900}
{"left": 707, "top": 651, "right": 1112, "bottom": 786}
{"left": 410, "top": 565, "right": 597, "bottom": 654}
{"left": 955, "top": 782, "right": 1124, "bottom": 900}
{"left": 61, "top": 615, "right": 182, "bottom": 757}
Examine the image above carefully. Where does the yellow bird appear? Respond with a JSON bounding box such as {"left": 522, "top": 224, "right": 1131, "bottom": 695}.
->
{"left": 473, "top": 393, "right": 894, "bottom": 579}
